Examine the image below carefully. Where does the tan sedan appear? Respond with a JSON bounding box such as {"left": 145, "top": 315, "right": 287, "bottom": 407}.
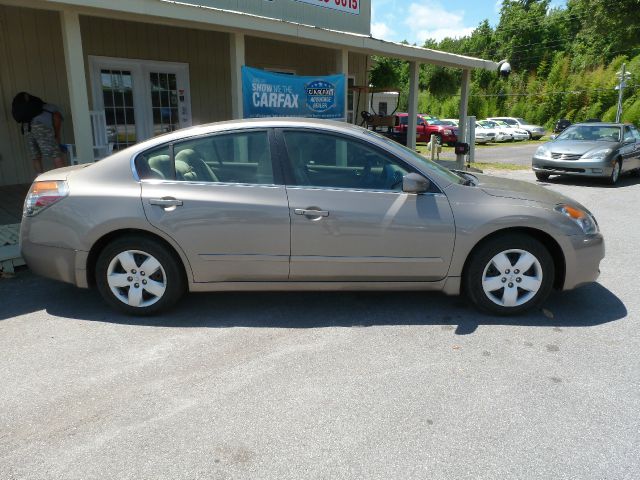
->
{"left": 21, "top": 119, "right": 604, "bottom": 316}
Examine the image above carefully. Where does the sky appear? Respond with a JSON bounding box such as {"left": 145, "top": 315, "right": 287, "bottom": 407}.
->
{"left": 371, "top": 0, "right": 566, "bottom": 45}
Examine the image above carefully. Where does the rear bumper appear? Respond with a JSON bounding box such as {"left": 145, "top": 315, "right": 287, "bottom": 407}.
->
{"left": 20, "top": 238, "right": 89, "bottom": 288}
{"left": 532, "top": 156, "right": 613, "bottom": 177}
{"left": 563, "top": 233, "right": 605, "bottom": 290}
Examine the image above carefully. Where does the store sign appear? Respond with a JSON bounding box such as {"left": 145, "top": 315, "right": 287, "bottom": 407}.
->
{"left": 242, "top": 67, "right": 345, "bottom": 119}
{"left": 295, "top": 0, "right": 360, "bottom": 15}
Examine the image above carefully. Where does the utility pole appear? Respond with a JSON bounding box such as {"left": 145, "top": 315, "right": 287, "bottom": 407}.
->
{"left": 615, "top": 64, "right": 632, "bottom": 123}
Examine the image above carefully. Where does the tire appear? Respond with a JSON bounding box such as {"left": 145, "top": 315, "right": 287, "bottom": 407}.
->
{"left": 631, "top": 168, "right": 640, "bottom": 178}
{"left": 607, "top": 159, "right": 622, "bottom": 185}
{"left": 535, "top": 172, "right": 550, "bottom": 182}
{"left": 95, "top": 235, "right": 186, "bottom": 315}
{"left": 463, "top": 233, "right": 555, "bottom": 316}
{"left": 526, "top": 131, "right": 533, "bottom": 140}
{"left": 434, "top": 134, "right": 443, "bottom": 145}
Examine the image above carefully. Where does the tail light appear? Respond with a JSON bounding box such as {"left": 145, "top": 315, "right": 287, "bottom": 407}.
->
{"left": 23, "top": 180, "right": 69, "bottom": 217}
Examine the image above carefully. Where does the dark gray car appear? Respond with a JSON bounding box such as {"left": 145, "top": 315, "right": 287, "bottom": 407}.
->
{"left": 21, "top": 119, "right": 604, "bottom": 316}
{"left": 532, "top": 123, "right": 640, "bottom": 184}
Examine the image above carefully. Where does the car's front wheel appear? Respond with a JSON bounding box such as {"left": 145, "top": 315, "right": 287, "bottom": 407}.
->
{"left": 535, "top": 172, "right": 550, "bottom": 181}
{"left": 95, "top": 235, "right": 185, "bottom": 315}
{"left": 463, "top": 233, "right": 555, "bottom": 315}
{"left": 607, "top": 160, "right": 622, "bottom": 185}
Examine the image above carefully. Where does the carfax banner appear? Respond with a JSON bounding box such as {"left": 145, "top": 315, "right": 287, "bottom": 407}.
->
{"left": 242, "top": 67, "right": 346, "bottom": 120}
{"left": 295, "top": 0, "right": 360, "bottom": 15}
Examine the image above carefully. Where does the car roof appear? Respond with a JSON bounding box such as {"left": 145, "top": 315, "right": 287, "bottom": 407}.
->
{"left": 134, "top": 117, "right": 367, "bottom": 145}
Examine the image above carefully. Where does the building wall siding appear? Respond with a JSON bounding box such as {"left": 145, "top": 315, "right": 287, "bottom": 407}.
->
{"left": 0, "top": 7, "right": 369, "bottom": 186}
{"left": 0, "top": 5, "right": 72, "bottom": 186}
{"left": 79, "top": 16, "right": 232, "bottom": 128}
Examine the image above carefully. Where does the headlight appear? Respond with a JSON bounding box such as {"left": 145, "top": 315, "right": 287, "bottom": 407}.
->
{"left": 23, "top": 180, "right": 69, "bottom": 216}
{"left": 535, "top": 146, "right": 552, "bottom": 159}
{"left": 555, "top": 203, "right": 599, "bottom": 234}
{"left": 582, "top": 148, "right": 612, "bottom": 161}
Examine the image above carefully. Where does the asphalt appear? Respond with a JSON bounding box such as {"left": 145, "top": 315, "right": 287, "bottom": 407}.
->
{"left": 1, "top": 170, "right": 639, "bottom": 480}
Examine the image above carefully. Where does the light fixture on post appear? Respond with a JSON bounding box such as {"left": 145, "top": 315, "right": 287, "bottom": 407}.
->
{"left": 497, "top": 59, "right": 511, "bottom": 79}
{"left": 615, "top": 64, "right": 632, "bottom": 123}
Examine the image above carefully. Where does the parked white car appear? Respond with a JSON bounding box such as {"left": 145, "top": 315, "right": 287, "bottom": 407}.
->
{"left": 492, "top": 120, "right": 529, "bottom": 141}
{"left": 441, "top": 119, "right": 493, "bottom": 144}
{"left": 478, "top": 120, "right": 513, "bottom": 142}
{"left": 488, "top": 117, "right": 546, "bottom": 139}
{"left": 474, "top": 122, "right": 497, "bottom": 143}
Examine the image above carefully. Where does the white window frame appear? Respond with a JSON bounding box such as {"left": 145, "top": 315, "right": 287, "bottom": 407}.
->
{"left": 88, "top": 56, "right": 192, "bottom": 142}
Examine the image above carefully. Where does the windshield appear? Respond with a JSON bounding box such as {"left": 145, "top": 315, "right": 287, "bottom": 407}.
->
{"left": 502, "top": 119, "right": 517, "bottom": 125}
{"left": 515, "top": 118, "right": 527, "bottom": 124}
{"left": 364, "top": 130, "right": 465, "bottom": 185}
{"left": 479, "top": 120, "right": 496, "bottom": 128}
{"left": 427, "top": 120, "right": 443, "bottom": 125}
{"left": 556, "top": 125, "right": 621, "bottom": 142}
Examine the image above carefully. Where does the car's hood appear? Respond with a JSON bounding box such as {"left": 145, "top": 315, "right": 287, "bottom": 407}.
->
{"left": 549, "top": 139, "right": 617, "bottom": 154}
{"left": 474, "top": 173, "right": 571, "bottom": 205}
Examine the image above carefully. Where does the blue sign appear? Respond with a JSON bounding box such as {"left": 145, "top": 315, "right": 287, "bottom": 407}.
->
{"left": 242, "top": 66, "right": 345, "bottom": 119}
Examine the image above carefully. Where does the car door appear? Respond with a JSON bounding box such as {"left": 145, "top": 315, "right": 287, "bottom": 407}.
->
{"left": 278, "top": 129, "right": 456, "bottom": 282}
{"left": 136, "top": 129, "right": 290, "bottom": 283}
{"left": 632, "top": 127, "right": 640, "bottom": 169}
{"left": 622, "top": 126, "right": 640, "bottom": 170}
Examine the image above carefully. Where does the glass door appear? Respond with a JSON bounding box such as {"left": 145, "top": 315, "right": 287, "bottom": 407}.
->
{"left": 149, "top": 72, "right": 180, "bottom": 136}
{"left": 90, "top": 56, "right": 192, "bottom": 148}
{"left": 100, "top": 69, "right": 137, "bottom": 151}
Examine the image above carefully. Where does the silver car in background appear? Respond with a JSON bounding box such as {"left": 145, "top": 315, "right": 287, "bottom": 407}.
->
{"left": 532, "top": 123, "right": 640, "bottom": 184}
{"left": 21, "top": 119, "right": 604, "bottom": 316}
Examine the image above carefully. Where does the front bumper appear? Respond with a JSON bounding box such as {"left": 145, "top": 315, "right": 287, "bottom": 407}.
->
{"left": 562, "top": 233, "right": 605, "bottom": 290}
{"left": 532, "top": 156, "right": 614, "bottom": 178}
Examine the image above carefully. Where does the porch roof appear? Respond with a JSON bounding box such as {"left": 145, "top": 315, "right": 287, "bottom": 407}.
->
{"left": 39, "top": 0, "right": 498, "bottom": 71}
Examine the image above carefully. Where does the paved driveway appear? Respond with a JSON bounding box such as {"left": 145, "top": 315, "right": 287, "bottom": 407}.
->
{"left": 1, "top": 171, "right": 639, "bottom": 480}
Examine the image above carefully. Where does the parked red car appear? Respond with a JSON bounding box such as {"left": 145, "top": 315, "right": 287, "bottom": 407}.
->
{"left": 395, "top": 113, "right": 458, "bottom": 145}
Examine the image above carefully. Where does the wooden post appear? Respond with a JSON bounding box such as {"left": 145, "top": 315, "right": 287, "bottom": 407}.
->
{"left": 60, "top": 10, "right": 93, "bottom": 164}
{"left": 230, "top": 32, "right": 245, "bottom": 120}
{"left": 407, "top": 61, "right": 419, "bottom": 150}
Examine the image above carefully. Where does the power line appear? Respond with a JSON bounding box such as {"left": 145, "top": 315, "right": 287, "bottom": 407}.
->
{"left": 466, "top": 84, "right": 639, "bottom": 98}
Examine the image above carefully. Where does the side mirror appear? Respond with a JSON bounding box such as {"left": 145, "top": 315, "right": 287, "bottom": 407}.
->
{"left": 550, "top": 134, "right": 557, "bottom": 140}
{"left": 402, "top": 173, "right": 430, "bottom": 194}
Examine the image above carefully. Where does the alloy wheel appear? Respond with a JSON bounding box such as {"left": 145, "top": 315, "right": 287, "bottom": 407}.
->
{"left": 481, "top": 249, "right": 543, "bottom": 307}
{"left": 106, "top": 249, "right": 167, "bottom": 307}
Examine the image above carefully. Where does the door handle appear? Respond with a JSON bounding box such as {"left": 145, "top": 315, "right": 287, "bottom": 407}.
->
{"left": 294, "top": 208, "right": 329, "bottom": 217}
{"left": 149, "top": 197, "right": 183, "bottom": 207}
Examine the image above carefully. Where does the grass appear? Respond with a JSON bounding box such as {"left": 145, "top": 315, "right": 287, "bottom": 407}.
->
{"left": 468, "top": 162, "right": 529, "bottom": 171}
{"left": 415, "top": 138, "right": 547, "bottom": 155}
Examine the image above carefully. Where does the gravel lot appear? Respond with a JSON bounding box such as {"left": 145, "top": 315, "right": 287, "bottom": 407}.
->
{"left": 1, "top": 170, "right": 639, "bottom": 480}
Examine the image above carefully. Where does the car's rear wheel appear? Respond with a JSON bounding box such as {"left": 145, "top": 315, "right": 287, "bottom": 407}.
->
{"left": 535, "top": 172, "right": 550, "bottom": 181}
{"left": 96, "top": 235, "right": 185, "bottom": 315}
{"left": 607, "top": 160, "right": 622, "bottom": 185}
{"left": 463, "top": 233, "right": 555, "bottom": 315}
